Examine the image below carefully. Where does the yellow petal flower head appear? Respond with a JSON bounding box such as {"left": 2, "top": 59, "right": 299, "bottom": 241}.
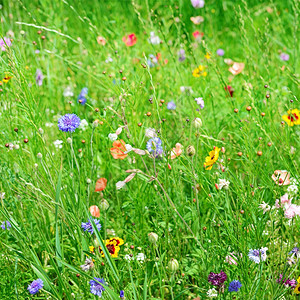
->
{"left": 282, "top": 109, "right": 300, "bottom": 126}
{"left": 204, "top": 147, "right": 220, "bottom": 170}
{"left": 294, "top": 276, "right": 300, "bottom": 294}
{"left": 192, "top": 65, "right": 207, "bottom": 77}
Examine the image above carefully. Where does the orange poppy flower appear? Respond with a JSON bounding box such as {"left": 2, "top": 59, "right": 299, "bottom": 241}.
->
{"left": 170, "top": 143, "right": 183, "bottom": 159}
{"left": 89, "top": 205, "right": 100, "bottom": 218}
{"left": 110, "top": 140, "right": 128, "bottom": 160}
{"left": 122, "top": 33, "right": 137, "bottom": 46}
{"left": 95, "top": 178, "right": 107, "bottom": 192}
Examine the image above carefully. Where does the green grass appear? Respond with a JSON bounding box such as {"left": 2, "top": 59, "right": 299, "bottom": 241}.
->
{"left": 0, "top": 0, "right": 299, "bottom": 299}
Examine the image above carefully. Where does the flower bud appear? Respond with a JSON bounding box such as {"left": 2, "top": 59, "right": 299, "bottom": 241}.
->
{"left": 193, "top": 117, "right": 202, "bottom": 128}
{"left": 38, "top": 128, "right": 44, "bottom": 134}
{"left": 89, "top": 205, "right": 100, "bottom": 218}
{"left": 37, "top": 153, "right": 42, "bottom": 158}
{"left": 186, "top": 145, "right": 196, "bottom": 157}
{"left": 99, "top": 198, "right": 109, "bottom": 211}
{"left": 148, "top": 232, "right": 158, "bottom": 245}
{"left": 67, "top": 137, "right": 72, "bottom": 144}
{"left": 86, "top": 178, "right": 92, "bottom": 184}
{"left": 168, "top": 258, "right": 179, "bottom": 272}
{"left": 92, "top": 120, "right": 99, "bottom": 128}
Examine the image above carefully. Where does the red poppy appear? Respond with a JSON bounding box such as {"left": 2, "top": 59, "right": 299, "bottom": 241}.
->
{"left": 192, "top": 31, "right": 204, "bottom": 39}
{"left": 122, "top": 33, "right": 137, "bottom": 46}
{"left": 225, "top": 85, "right": 234, "bottom": 97}
{"left": 110, "top": 140, "right": 128, "bottom": 160}
{"left": 95, "top": 178, "right": 107, "bottom": 192}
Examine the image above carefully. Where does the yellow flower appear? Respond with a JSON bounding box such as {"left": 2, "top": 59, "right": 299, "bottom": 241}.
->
{"left": 3, "top": 75, "right": 12, "bottom": 83}
{"left": 192, "top": 65, "right": 207, "bottom": 77}
{"left": 89, "top": 246, "right": 95, "bottom": 253}
{"left": 282, "top": 109, "right": 300, "bottom": 126}
{"left": 293, "top": 276, "right": 300, "bottom": 294}
{"left": 204, "top": 53, "right": 211, "bottom": 59}
{"left": 99, "top": 237, "right": 124, "bottom": 258}
{"left": 204, "top": 147, "right": 220, "bottom": 170}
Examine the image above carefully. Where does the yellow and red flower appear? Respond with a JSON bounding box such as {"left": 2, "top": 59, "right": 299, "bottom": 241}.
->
{"left": 282, "top": 109, "right": 300, "bottom": 126}
{"left": 204, "top": 147, "right": 220, "bottom": 170}
{"left": 99, "top": 237, "right": 124, "bottom": 258}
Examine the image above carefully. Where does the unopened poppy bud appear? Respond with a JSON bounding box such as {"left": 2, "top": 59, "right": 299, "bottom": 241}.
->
{"left": 168, "top": 258, "right": 179, "bottom": 272}
{"left": 86, "top": 178, "right": 92, "bottom": 184}
{"left": 221, "top": 147, "right": 225, "bottom": 153}
{"left": 186, "top": 145, "right": 196, "bottom": 157}
{"left": 37, "top": 153, "right": 42, "bottom": 158}
{"left": 92, "top": 120, "right": 99, "bottom": 128}
{"left": 89, "top": 205, "right": 100, "bottom": 218}
{"left": 193, "top": 117, "right": 202, "bottom": 128}
{"left": 148, "top": 232, "right": 158, "bottom": 245}
{"left": 38, "top": 128, "right": 44, "bottom": 134}
{"left": 99, "top": 199, "right": 109, "bottom": 211}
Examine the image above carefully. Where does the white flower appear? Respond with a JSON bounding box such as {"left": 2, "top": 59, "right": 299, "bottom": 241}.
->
{"left": 145, "top": 128, "right": 157, "bottom": 138}
{"left": 63, "top": 86, "right": 74, "bottom": 97}
{"left": 124, "top": 144, "right": 133, "bottom": 154}
{"left": 116, "top": 181, "right": 126, "bottom": 190}
{"left": 79, "top": 119, "right": 89, "bottom": 131}
{"left": 287, "top": 184, "right": 298, "bottom": 195}
{"left": 218, "top": 179, "right": 230, "bottom": 190}
{"left": 207, "top": 288, "right": 218, "bottom": 298}
{"left": 45, "top": 122, "right": 54, "bottom": 127}
{"left": 259, "top": 201, "right": 271, "bottom": 214}
{"left": 108, "top": 133, "right": 118, "bottom": 141}
{"left": 53, "top": 140, "right": 63, "bottom": 149}
{"left": 124, "top": 254, "right": 134, "bottom": 262}
{"left": 136, "top": 253, "right": 146, "bottom": 262}
{"left": 0, "top": 192, "right": 5, "bottom": 200}
{"left": 148, "top": 32, "right": 161, "bottom": 45}
{"left": 193, "top": 117, "right": 202, "bottom": 128}
{"left": 105, "top": 56, "right": 113, "bottom": 63}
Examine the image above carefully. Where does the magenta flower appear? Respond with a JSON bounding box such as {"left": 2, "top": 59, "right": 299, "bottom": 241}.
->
{"left": 0, "top": 37, "right": 12, "bottom": 51}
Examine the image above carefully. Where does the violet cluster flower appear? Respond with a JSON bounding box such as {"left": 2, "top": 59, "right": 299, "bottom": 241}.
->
{"left": 191, "top": 0, "right": 205, "bottom": 8}
{"left": 248, "top": 247, "right": 268, "bottom": 264}
{"left": 77, "top": 87, "right": 88, "bottom": 105}
{"left": 35, "top": 69, "right": 44, "bottom": 86}
{"left": 0, "top": 37, "right": 12, "bottom": 51}
{"left": 81, "top": 219, "right": 102, "bottom": 234}
{"left": 276, "top": 274, "right": 297, "bottom": 289}
{"left": 58, "top": 114, "right": 81, "bottom": 132}
{"left": 228, "top": 280, "right": 242, "bottom": 292}
{"left": 178, "top": 49, "right": 186, "bottom": 62}
{"left": 28, "top": 279, "right": 44, "bottom": 295}
{"left": 89, "top": 277, "right": 106, "bottom": 297}
{"left": 1, "top": 220, "right": 11, "bottom": 230}
{"left": 146, "top": 137, "right": 163, "bottom": 157}
{"left": 280, "top": 53, "right": 289, "bottom": 61}
{"left": 216, "top": 48, "right": 225, "bottom": 56}
{"left": 208, "top": 270, "right": 227, "bottom": 287}
{"left": 167, "top": 101, "right": 176, "bottom": 110}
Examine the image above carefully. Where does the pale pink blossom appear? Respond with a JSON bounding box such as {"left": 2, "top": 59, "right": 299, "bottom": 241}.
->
{"left": 170, "top": 143, "right": 183, "bottom": 159}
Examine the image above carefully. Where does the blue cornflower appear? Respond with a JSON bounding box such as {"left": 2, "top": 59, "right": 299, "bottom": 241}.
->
{"left": 178, "top": 49, "right": 186, "bottom": 62}
{"left": 289, "top": 247, "right": 299, "bottom": 255}
{"left": 77, "top": 87, "right": 88, "bottom": 105}
{"left": 228, "top": 280, "right": 242, "bottom": 292}
{"left": 1, "top": 220, "right": 11, "bottom": 230}
{"left": 146, "top": 137, "right": 163, "bottom": 157}
{"left": 89, "top": 277, "right": 106, "bottom": 297}
{"left": 216, "top": 48, "right": 225, "bottom": 56}
{"left": 120, "top": 290, "right": 124, "bottom": 298}
{"left": 28, "top": 279, "right": 44, "bottom": 295}
{"left": 248, "top": 247, "right": 268, "bottom": 264}
{"left": 58, "top": 114, "right": 81, "bottom": 132}
{"left": 147, "top": 54, "right": 158, "bottom": 68}
{"left": 167, "top": 101, "right": 176, "bottom": 110}
{"left": 81, "top": 219, "right": 101, "bottom": 234}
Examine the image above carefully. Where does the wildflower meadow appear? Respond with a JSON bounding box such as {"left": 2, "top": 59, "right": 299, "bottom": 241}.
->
{"left": 0, "top": 0, "right": 300, "bottom": 299}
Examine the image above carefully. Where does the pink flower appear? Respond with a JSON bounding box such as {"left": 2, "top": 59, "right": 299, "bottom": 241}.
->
{"left": 280, "top": 193, "right": 291, "bottom": 206}
{"left": 122, "top": 33, "right": 137, "bottom": 47}
{"left": 89, "top": 205, "right": 100, "bottom": 218}
{"left": 284, "top": 204, "right": 300, "bottom": 219}
{"left": 228, "top": 62, "right": 245, "bottom": 75}
{"left": 0, "top": 37, "right": 12, "bottom": 51}
{"left": 170, "top": 143, "right": 183, "bottom": 159}
{"left": 192, "top": 31, "right": 204, "bottom": 40}
{"left": 225, "top": 252, "right": 242, "bottom": 265}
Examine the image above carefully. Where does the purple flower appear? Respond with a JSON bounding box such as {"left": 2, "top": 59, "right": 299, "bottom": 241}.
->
{"left": 1, "top": 220, "right": 11, "bottom": 230}
{"left": 191, "top": 0, "right": 205, "bottom": 8}
{"left": 81, "top": 219, "right": 101, "bottom": 234}
{"left": 147, "top": 54, "right": 158, "bottom": 68}
{"left": 178, "top": 49, "right": 186, "bottom": 62}
{"left": 280, "top": 53, "right": 289, "bottom": 61}
{"left": 77, "top": 87, "right": 88, "bottom": 105}
{"left": 120, "top": 290, "right": 125, "bottom": 298}
{"left": 216, "top": 49, "right": 225, "bottom": 56}
{"left": 277, "top": 274, "right": 297, "bottom": 289}
{"left": 228, "top": 280, "right": 242, "bottom": 292}
{"left": 89, "top": 277, "right": 106, "bottom": 297}
{"left": 0, "top": 37, "right": 12, "bottom": 51}
{"left": 208, "top": 270, "right": 227, "bottom": 287}
{"left": 36, "top": 69, "right": 44, "bottom": 86}
{"left": 289, "top": 247, "right": 299, "bottom": 257}
{"left": 58, "top": 114, "right": 81, "bottom": 132}
{"left": 167, "top": 101, "right": 176, "bottom": 110}
{"left": 146, "top": 137, "right": 163, "bottom": 157}
{"left": 195, "top": 97, "right": 204, "bottom": 109}
{"left": 248, "top": 247, "right": 268, "bottom": 264}
{"left": 28, "top": 279, "right": 44, "bottom": 295}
